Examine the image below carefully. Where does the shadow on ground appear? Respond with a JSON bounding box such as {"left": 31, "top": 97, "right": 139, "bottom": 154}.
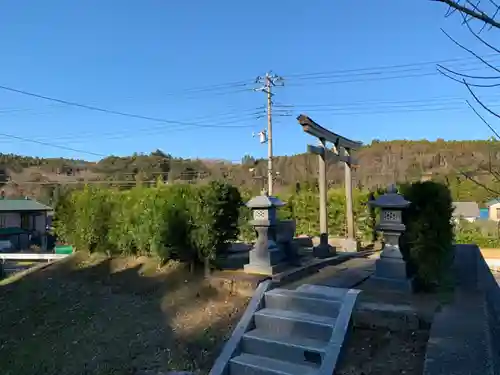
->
{"left": 0, "top": 253, "right": 249, "bottom": 375}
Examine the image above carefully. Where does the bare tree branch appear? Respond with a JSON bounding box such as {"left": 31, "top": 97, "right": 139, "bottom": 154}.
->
{"left": 465, "top": 0, "right": 483, "bottom": 13}
{"left": 441, "top": 28, "right": 500, "bottom": 73}
{"left": 437, "top": 63, "right": 500, "bottom": 79}
{"left": 457, "top": 167, "right": 500, "bottom": 195}
{"left": 435, "top": 0, "right": 500, "bottom": 190}
{"left": 465, "top": 0, "right": 485, "bottom": 25}
{"left": 434, "top": 0, "right": 500, "bottom": 28}
{"left": 445, "top": 4, "right": 460, "bottom": 17}
{"left": 462, "top": 12, "right": 500, "bottom": 52}
{"left": 467, "top": 100, "right": 500, "bottom": 137}
{"left": 487, "top": 0, "right": 500, "bottom": 8}
{"left": 465, "top": 80, "right": 500, "bottom": 118}
{"left": 437, "top": 66, "right": 500, "bottom": 86}
{"left": 488, "top": 6, "right": 500, "bottom": 28}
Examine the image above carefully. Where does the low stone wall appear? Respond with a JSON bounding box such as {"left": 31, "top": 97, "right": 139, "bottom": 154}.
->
{"left": 423, "top": 244, "right": 500, "bottom": 375}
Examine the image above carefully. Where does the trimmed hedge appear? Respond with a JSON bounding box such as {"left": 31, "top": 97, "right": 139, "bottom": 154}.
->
{"left": 53, "top": 181, "right": 242, "bottom": 274}
{"left": 53, "top": 179, "right": 458, "bottom": 291}
{"left": 54, "top": 183, "right": 382, "bottom": 270}
{"left": 400, "top": 181, "right": 454, "bottom": 291}
{"left": 455, "top": 219, "right": 500, "bottom": 248}
{"left": 237, "top": 187, "right": 381, "bottom": 243}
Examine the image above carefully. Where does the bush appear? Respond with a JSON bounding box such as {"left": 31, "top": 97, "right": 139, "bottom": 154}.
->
{"left": 190, "top": 181, "right": 242, "bottom": 275}
{"left": 237, "top": 188, "right": 255, "bottom": 243}
{"left": 282, "top": 188, "right": 377, "bottom": 241}
{"left": 52, "top": 189, "right": 76, "bottom": 245}
{"left": 400, "top": 181, "right": 454, "bottom": 291}
{"left": 53, "top": 181, "right": 243, "bottom": 274}
{"left": 106, "top": 185, "right": 195, "bottom": 262}
{"left": 455, "top": 219, "right": 500, "bottom": 248}
{"left": 53, "top": 186, "right": 114, "bottom": 253}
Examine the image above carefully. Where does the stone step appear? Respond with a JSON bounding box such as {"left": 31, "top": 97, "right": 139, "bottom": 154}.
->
{"left": 296, "top": 284, "right": 350, "bottom": 300}
{"left": 264, "top": 289, "right": 342, "bottom": 317}
{"left": 254, "top": 308, "right": 336, "bottom": 342}
{"left": 229, "top": 353, "right": 318, "bottom": 375}
{"left": 242, "top": 328, "right": 327, "bottom": 366}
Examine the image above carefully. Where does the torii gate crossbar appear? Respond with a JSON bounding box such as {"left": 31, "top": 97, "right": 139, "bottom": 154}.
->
{"left": 297, "top": 114, "right": 362, "bottom": 255}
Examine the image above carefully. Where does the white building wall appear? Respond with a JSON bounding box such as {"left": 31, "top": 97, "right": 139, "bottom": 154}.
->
{"left": 489, "top": 203, "right": 500, "bottom": 221}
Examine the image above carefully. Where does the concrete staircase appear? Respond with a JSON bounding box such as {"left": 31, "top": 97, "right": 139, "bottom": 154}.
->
{"left": 209, "top": 282, "right": 360, "bottom": 375}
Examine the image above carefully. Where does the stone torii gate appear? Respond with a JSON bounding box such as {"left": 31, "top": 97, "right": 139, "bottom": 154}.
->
{"left": 297, "top": 114, "right": 362, "bottom": 256}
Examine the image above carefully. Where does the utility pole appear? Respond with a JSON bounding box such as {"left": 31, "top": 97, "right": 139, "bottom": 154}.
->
{"left": 255, "top": 72, "right": 284, "bottom": 196}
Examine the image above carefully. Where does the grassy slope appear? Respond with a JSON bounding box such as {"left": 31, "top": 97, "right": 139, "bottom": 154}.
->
{"left": 0, "top": 254, "right": 249, "bottom": 375}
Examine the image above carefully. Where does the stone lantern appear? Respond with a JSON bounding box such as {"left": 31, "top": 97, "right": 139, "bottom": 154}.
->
{"left": 369, "top": 185, "right": 412, "bottom": 290}
{"left": 244, "top": 194, "right": 287, "bottom": 275}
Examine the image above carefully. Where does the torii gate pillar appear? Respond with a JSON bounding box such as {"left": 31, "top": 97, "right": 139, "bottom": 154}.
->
{"left": 298, "top": 115, "right": 362, "bottom": 255}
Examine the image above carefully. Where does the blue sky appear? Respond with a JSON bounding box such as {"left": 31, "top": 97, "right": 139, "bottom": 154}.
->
{"left": 0, "top": 0, "right": 499, "bottom": 162}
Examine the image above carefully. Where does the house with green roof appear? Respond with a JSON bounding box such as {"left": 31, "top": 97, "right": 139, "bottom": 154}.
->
{"left": 0, "top": 197, "right": 52, "bottom": 250}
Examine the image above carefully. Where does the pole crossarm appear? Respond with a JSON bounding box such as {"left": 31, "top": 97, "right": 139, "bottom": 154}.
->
{"left": 298, "top": 114, "right": 362, "bottom": 151}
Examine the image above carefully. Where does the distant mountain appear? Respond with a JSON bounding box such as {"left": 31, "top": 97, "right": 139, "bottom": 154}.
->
{"left": 2, "top": 140, "right": 500, "bottom": 204}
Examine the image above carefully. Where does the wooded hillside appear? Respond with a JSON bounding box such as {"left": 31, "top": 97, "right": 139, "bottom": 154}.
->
{"left": 2, "top": 139, "right": 500, "bottom": 205}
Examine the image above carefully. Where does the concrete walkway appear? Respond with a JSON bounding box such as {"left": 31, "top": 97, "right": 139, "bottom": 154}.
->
{"left": 283, "top": 257, "right": 376, "bottom": 290}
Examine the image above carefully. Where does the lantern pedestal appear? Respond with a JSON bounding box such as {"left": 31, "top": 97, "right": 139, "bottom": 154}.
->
{"left": 372, "top": 252, "right": 412, "bottom": 291}
{"left": 244, "top": 224, "right": 287, "bottom": 275}
{"left": 368, "top": 186, "right": 413, "bottom": 292}
{"left": 371, "top": 225, "right": 413, "bottom": 291}
{"left": 243, "top": 195, "right": 288, "bottom": 276}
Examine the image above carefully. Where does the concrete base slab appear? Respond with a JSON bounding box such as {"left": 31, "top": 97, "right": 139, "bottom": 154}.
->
{"left": 244, "top": 262, "right": 288, "bottom": 276}
{"left": 248, "top": 246, "right": 285, "bottom": 266}
{"left": 353, "top": 302, "right": 421, "bottom": 331}
{"left": 366, "top": 276, "right": 413, "bottom": 292}
{"left": 375, "top": 257, "right": 408, "bottom": 280}
{"left": 313, "top": 244, "right": 336, "bottom": 258}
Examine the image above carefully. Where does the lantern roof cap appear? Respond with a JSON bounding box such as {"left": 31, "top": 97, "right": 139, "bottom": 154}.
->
{"left": 370, "top": 185, "right": 410, "bottom": 209}
{"left": 246, "top": 195, "right": 285, "bottom": 209}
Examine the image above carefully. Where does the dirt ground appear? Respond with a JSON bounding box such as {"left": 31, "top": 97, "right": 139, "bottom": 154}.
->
{"left": 336, "top": 327, "right": 429, "bottom": 375}
{"left": 283, "top": 256, "right": 441, "bottom": 375}
{"left": 0, "top": 253, "right": 249, "bottom": 375}
{"left": 0, "top": 252, "right": 436, "bottom": 375}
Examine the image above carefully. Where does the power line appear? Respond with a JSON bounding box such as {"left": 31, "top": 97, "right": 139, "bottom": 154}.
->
{"left": 281, "top": 101, "right": 500, "bottom": 113}
{"left": 0, "top": 84, "right": 257, "bottom": 130}
{"left": 273, "top": 103, "right": 500, "bottom": 117}
{"left": 275, "top": 93, "right": 500, "bottom": 109}
{"left": 0, "top": 109, "right": 265, "bottom": 146}
{"left": 0, "top": 132, "right": 106, "bottom": 157}
{"left": 284, "top": 54, "right": 500, "bottom": 79}
{"left": 159, "top": 80, "right": 252, "bottom": 97}
{"left": 284, "top": 64, "right": 498, "bottom": 88}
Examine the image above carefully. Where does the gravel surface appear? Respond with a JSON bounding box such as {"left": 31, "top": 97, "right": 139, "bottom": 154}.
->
{"left": 336, "top": 327, "right": 429, "bottom": 375}
{"left": 0, "top": 254, "right": 249, "bottom": 375}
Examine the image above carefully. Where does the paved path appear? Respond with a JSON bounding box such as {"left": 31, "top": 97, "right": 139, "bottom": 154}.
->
{"left": 283, "top": 257, "right": 376, "bottom": 290}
